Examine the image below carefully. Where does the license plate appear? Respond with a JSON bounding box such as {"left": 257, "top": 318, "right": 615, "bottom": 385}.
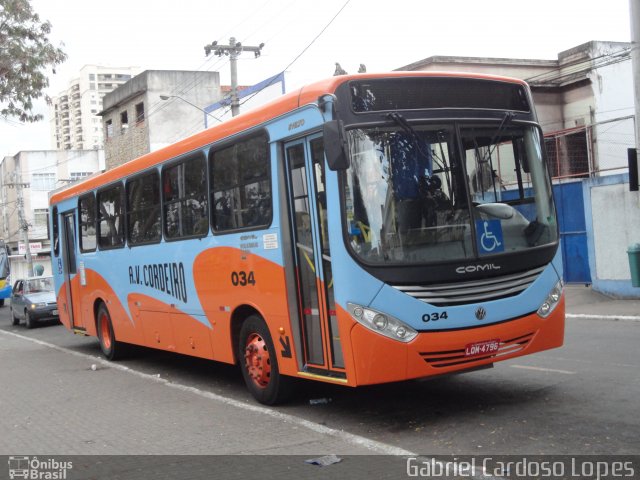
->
{"left": 465, "top": 339, "right": 500, "bottom": 357}
{"left": 52, "top": 309, "right": 59, "bottom": 315}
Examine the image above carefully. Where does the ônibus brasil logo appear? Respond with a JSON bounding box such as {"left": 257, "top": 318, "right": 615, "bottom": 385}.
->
{"left": 8, "top": 456, "right": 72, "bottom": 480}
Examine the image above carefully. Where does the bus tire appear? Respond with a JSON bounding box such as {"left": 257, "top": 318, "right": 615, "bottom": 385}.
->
{"left": 0, "top": 299, "right": 4, "bottom": 307}
{"left": 97, "top": 304, "right": 126, "bottom": 361}
{"left": 238, "top": 315, "right": 292, "bottom": 405}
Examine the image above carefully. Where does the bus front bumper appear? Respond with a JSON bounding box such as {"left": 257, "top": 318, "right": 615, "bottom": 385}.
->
{"left": 344, "top": 295, "right": 565, "bottom": 386}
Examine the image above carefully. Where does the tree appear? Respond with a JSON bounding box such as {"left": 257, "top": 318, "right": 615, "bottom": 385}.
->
{"left": 0, "top": 0, "right": 66, "bottom": 122}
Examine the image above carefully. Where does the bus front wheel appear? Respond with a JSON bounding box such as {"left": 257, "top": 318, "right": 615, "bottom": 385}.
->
{"left": 238, "top": 315, "right": 292, "bottom": 405}
{"left": 97, "top": 304, "right": 126, "bottom": 360}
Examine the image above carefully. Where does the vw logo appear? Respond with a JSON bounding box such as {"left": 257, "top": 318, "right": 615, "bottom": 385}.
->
{"left": 475, "top": 307, "right": 487, "bottom": 320}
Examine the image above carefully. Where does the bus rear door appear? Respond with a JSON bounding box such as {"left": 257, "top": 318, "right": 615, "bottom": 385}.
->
{"left": 60, "top": 211, "right": 85, "bottom": 331}
{"left": 285, "top": 135, "right": 345, "bottom": 379}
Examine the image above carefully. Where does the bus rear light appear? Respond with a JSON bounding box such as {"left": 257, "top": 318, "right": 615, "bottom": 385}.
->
{"left": 537, "top": 280, "right": 563, "bottom": 318}
{"left": 347, "top": 303, "right": 417, "bottom": 343}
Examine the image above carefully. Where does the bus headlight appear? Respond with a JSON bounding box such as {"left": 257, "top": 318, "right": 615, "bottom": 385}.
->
{"left": 537, "top": 280, "right": 563, "bottom": 318}
{"left": 347, "top": 303, "right": 417, "bottom": 343}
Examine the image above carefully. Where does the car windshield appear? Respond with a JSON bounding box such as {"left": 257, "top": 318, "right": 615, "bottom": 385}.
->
{"left": 25, "top": 277, "right": 54, "bottom": 293}
{"left": 342, "top": 122, "right": 558, "bottom": 265}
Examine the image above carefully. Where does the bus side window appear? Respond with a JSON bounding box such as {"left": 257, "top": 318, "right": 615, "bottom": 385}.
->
{"left": 79, "top": 193, "right": 97, "bottom": 252}
{"left": 161, "top": 154, "right": 208, "bottom": 239}
{"left": 210, "top": 132, "right": 271, "bottom": 232}
{"left": 97, "top": 183, "right": 125, "bottom": 248}
{"left": 127, "top": 171, "right": 161, "bottom": 245}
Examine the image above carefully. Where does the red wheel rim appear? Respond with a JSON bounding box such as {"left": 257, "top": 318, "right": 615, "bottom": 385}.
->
{"left": 244, "top": 333, "right": 271, "bottom": 388}
{"left": 100, "top": 313, "right": 112, "bottom": 350}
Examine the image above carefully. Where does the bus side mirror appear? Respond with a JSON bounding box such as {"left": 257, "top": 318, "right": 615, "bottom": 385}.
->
{"left": 323, "top": 120, "right": 349, "bottom": 170}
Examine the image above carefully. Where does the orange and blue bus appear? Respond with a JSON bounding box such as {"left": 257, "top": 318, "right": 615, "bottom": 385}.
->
{"left": 49, "top": 72, "right": 564, "bottom": 404}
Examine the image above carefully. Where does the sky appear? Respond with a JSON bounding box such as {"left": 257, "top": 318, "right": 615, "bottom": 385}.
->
{"left": 0, "top": 0, "right": 632, "bottom": 156}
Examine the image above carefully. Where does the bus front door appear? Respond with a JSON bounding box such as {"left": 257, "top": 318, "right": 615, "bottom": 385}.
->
{"left": 61, "top": 211, "right": 85, "bottom": 331}
{"left": 285, "top": 136, "right": 345, "bottom": 378}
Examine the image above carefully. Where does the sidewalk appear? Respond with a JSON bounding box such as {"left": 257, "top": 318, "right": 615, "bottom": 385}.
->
{"left": 0, "top": 330, "right": 393, "bottom": 457}
{"left": 564, "top": 284, "right": 640, "bottom": 320}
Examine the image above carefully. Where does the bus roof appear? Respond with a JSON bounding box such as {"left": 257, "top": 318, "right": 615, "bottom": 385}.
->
{"left": 49, "top": 71, "right": 528, "bottom": 206}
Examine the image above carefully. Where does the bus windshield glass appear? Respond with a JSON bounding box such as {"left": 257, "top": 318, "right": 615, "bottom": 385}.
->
{"left": 342, "top": 122, "right": 558, "bottom": 265}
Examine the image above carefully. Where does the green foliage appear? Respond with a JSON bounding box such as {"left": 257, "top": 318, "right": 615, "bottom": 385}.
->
{"left": 0, "top": 0, "right": 66, "bottom": 122}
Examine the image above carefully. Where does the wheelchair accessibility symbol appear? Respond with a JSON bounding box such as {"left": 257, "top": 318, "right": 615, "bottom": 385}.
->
{"left": 476, "top": 219, "right": 504, "bottom": 254}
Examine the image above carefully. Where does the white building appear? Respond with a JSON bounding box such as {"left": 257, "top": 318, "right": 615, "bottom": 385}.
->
{"left": 49, "top": 65, "right": 141, "bottom": 151}
{"left": 0, "top": 150, "right": 104, "bottom": 278}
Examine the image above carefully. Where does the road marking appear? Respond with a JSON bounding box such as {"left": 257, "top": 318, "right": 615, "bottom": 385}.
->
{"left": 0, "top": 329, "right": 502, "bottom": 480}
{"left": 510, "top": 365, "right": 576, "bottom": 375}
{"left": 566, "top": 313, "right": 640, "bottom": 322}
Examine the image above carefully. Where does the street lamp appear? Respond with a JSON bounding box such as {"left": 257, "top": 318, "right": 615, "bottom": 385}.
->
{"left": 159, "top": 95, "right": 222, "bottom": 123}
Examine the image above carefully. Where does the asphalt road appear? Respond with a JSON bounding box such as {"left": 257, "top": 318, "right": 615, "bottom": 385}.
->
{"left": 1, "top": 306, "right": 638, "bottom": 456}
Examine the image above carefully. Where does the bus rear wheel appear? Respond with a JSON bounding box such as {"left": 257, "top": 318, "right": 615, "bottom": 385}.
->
{"left": 97, "top": 304, "right": 126, "bottom": 360}
{"left": 238, "top": 315, "right": 292, "bottom": 405}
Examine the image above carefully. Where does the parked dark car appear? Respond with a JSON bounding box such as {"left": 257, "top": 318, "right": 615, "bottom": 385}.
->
{"left": 10, "top": 276, "right": 59, "bottom": 328}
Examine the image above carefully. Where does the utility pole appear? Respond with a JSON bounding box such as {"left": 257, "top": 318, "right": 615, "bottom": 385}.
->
{"left": 8, "top": 170, "right": 33, "bottom": 277}
{"left": 204, "top": 37, "right": 264, "bottom": 117}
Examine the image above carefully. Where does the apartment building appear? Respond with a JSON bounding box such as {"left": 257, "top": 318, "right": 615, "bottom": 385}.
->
{"left": 49, "top": 65, "right": 141, "bottom": 151}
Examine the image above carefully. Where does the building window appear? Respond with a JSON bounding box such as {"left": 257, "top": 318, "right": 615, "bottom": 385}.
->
{"left": 120, "top": 110, "right": 128, "bottom": 133}
{"left": 210, "top": 133, "right": 271, "bottom": 232}
{"left": 126, "top": 171, "right": 161, "bottom": 245}
{"left": 105, "top": 119, "right": 113, "bottom": 138}
{"left": 33, "top": 208, "right": 49, "bottom": 229}
{"left": 31, "top": 172, "right": 56, "bottom": 190}
{"left": 135, "top": 102, "right": 144, "bottom": 123}
{"left": 70, "top": 172, "right": 92, "bottom": 182}
{"left": 89, "top": 74, "right": 95, "bottom": 80}
{"left": 79, "top": 193, "right": 97, "bottom": 252}
{"left": 97, "top": 183, "right": 124, "bottom": 248}
{"left": 162, "top": 154, "right": 208, "bottom": 239}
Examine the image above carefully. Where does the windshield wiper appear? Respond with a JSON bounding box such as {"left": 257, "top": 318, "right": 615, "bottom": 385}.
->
{"left": 471, "top": 111, "right": 514, "bottom": 200}
{"left": 482, "top": 111, "right": 514, "bottom": 165}
{"left": 386, "top": 112, "right": 454, "bottom": 205}
{"left": 386, "top": 112, "right": 446, "bottom": 171}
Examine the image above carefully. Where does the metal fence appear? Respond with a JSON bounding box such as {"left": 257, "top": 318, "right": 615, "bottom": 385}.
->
{"left": 542, "top": 116, "right": 634, "bottom": 180}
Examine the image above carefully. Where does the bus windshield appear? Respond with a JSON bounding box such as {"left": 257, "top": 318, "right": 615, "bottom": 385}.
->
{"left": 343, "top": 121, "right": 558, "bottom": 265}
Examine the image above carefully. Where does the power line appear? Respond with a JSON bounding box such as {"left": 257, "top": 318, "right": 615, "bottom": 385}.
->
{"left": 239, "top": 0, "right": 352, "bottom": 109}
